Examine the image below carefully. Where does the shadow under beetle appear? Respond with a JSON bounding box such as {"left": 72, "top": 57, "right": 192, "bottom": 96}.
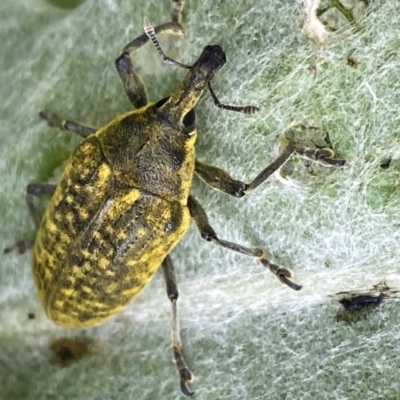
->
{"left": 6, "top": 0, "right": 345, "bottom": 395}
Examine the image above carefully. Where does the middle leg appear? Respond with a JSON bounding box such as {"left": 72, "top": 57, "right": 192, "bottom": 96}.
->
{"left": 4, "top": 183, "right": 57, "bottom": 254}
{"left": 39, "top": 111, "right": 97, "bottom": 138}
{"left": 115, "top": 0, "right": 186, "bottom": 109}
{"left": 195, "top": 139, "right": 345, "bottom": 197}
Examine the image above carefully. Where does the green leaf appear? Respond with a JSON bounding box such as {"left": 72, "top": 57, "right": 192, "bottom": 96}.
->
{"left": 2, "top": 1, "right": 400, "bottom": 399}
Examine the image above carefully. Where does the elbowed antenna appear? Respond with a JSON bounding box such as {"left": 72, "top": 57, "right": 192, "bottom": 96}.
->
{"left": 143, "top": 18, "right": 260, "bottom": 118}
{"left": 143, "top": 17, "right": 191, "bottom": 70}
{"left": 144, "top": 17, "right": 225, "bottom": 124}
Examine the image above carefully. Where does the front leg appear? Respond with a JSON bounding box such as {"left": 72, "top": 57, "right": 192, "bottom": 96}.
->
{"left": 115, "top": 0, "right": 185, "bottom": 109}
{"left": 195, "top": 139, "right": 345, "bottom": 197}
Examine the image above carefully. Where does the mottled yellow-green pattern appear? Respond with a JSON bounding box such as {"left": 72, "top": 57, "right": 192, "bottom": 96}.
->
{"left": 33, "top": 104, "right": 195, "bottom": 328}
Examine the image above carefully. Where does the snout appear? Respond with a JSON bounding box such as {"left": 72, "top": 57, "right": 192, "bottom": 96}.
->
{"left": 191, "top": 45, "right": 226, "bottom": 82}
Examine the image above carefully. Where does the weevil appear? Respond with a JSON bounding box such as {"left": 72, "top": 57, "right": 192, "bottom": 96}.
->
{"left": 5, "top": 0, "right": 346, "bottom": 395}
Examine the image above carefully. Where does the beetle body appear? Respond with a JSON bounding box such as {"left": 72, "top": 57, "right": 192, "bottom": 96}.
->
{"left": 34, "top": 106, "right": 193, "bottom": 328}
{"left": 33, "top": 45, "right": 226, "bottom": 328}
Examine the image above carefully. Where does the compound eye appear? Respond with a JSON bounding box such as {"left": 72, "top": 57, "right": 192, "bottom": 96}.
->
{"left": 182, "top": 108, "right": 195, "bottom": 129}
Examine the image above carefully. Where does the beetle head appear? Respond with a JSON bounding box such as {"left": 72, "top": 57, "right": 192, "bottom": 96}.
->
{"left": 158, "top": 45, "right": 226, "bottom": 129}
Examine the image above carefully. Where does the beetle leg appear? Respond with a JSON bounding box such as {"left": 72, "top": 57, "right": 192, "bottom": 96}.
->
{"left": 295, "top": 147, "right": 346, "bottom": 167}
{"left": 4, "top": 183, "right": 56, "bottom": 254}
{"left": 161, "top": 255, "right": 194, "bottom": 397}
{"left": 195, "top": 140, "right": 296, "bottom": 197}
{"left": 39, "top": 111, "right": 97, "bottom": 138}
{"left": 116, "top": 0, "right": 185, "bottom": 109}
{"left": 3, "top": 238, "right": 35, "bottom": 255}
{"left": 25, "top": 183, "right": 57, "bottom": 228}
{"left": 187, "top": 195, "right": 301, "bottom": 291}
{"left": 195, "top": 139, "right": 345, "bottom": 197}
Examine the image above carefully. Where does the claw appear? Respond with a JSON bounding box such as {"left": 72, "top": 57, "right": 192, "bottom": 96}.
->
{"left": 260, "top": 259, "right": 302, "bottom": 291}
{"left": 315, "top": 148, "right": 346, "bottom": 167}
{"left": 296, "top": 147, "right": 346, "bottom": 168}
{"left": 275, "top": 267, "right": 302, "bottom": 291}
{"left": 315, "top": 148, "right": 335, "bottom": 159}
{"left": 277, "top": 273, "right": 302, "bottom": 291}
{"left": 319, "top": 157, "right": 346, "bottom": 167}
{"left": 173, "top": 347, "right": 194, "bottom": 396}
{"left": 179, "top": 368, "right": 194, "bottom": 396}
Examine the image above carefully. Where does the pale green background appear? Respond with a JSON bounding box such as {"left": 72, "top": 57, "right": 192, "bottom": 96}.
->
{"left": 1, "top": 1, "right": 400, "bottom": 399}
